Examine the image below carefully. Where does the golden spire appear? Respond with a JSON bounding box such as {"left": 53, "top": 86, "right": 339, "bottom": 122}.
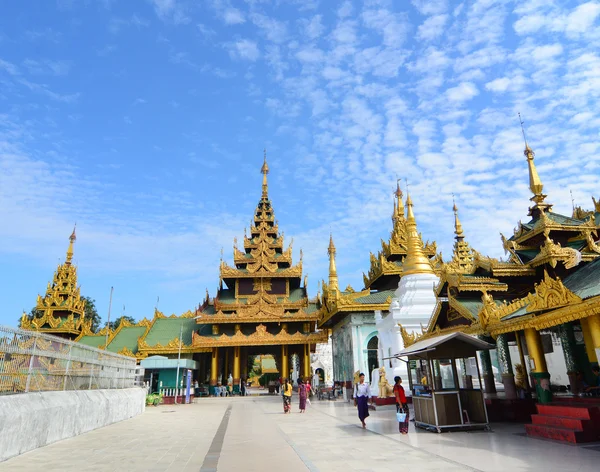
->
{"left": 395, "top": 180, "right": 404, "bottom": 219}
{"left": 519, "top": 113, "right": 547, "bottom": 209}
{"left": 453, "top": 199, "right": 464, "bottom": 240}
{"left": 403, "top": 193, "right": 434, "bottom": 276}
{"left": 261, "top": 149, "right": 269, "bottom": 199}
{"left": 65, "top": 225, "right": 76, "bottom": 265}
{"left": 328, "top": 233, "right": 339, "bottom": 291}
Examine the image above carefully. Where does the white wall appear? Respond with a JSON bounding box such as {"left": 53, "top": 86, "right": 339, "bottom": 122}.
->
{"left": 0, "top": 388, "right": 146, "bottom": 462}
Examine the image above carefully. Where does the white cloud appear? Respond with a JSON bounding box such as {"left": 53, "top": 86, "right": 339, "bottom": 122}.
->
{"left": 251, "top": 13, "right": 287, "bottom": 43}
{"left": 485, "top": 77, "right": 510, "bottom": 93}
{"left": 565, "top": 2, "right": 600, "bottom": 35}
{"left": 23, "top": 59, "right": 71, "bottom": 76}
{"left": 417, "top": 14, "right": 448, "bottom": 41}
{"left": 412, "top": 0, "right": 448, "bottom": 15}
{"left": 445, "top": 82, "right": 478, "bottom": 102}
{"left": 302, "top": 15, "right": 324, "bottom": 40}
{"left": 231, "top": 39, "right": 260, "bottom": 61}
{"left": 223, "top": 8, "right": 245, "bottom": 25}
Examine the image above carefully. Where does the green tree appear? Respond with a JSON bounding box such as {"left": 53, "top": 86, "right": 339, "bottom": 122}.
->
{"left": 108, "top": 315, "right": 137, "bottom": 330}
{"left": 82, "top": 297, "right": 102, "bottom": 332}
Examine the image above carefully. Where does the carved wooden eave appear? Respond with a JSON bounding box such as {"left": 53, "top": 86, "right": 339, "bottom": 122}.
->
{"left": 480, "top": 271, "right": 583, "bottom": 335}
{"left": 214, "top": 296, "right": 307, "bottom": 312}
{"left": 191, "top": 324, "right": 328, "bottom": 348}
{"left": 220, "top": 261, "right": 302, "bottom": 279}
{"left": 137, "top": 336, "right": 210, "bottom": 355}
{"left": 529, "top": 235, "right": 582, "bottom": 269}
{"left": 318, "top": 288, "right": 393, "bottom": 328}
{"left": 474, "top": 251, "right": 536, "bottom": 277}
{"left": 244, "top": 234, "right": 283, "bottom": 250}
{"left": 197, "top": 307, "right": 320, "bottom": 324}
{"left": 490, "top": 295, "right": 600, "bottom": 336}
{"left": 117, "top": 346, "right": 137, "bottom": 358}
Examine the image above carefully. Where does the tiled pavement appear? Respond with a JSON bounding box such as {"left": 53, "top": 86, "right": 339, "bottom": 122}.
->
{"left": 2, "top": 395, "right": 599, "bottom": 471}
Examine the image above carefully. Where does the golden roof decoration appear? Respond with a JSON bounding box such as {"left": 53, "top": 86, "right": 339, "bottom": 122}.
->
{"left": 530, "top": 231, "right": 582, "bottom": 269}
{"left": 363, "top": 183, "right": 438, "bottom": 288}
{"left": 402, "top": 193, "right": 435, "bottom": 276}
{"left": 192, "top": 323, "right": 328, "bottom": 347}
{"left": 328, "top": 233, "right": 339, "bottom": 292}
{"left": 33, "top": 228, "right": 86, "bottom": 329}
{"left": 519, "top": 113, "right": 552, "bottom": 214}
{"left": 527, "top": 270, "right": 582, "bottom": 312}
{"left": 399, "top": 324, "right": 421, "bottom": 348}
{"left": 445, "top": 201, "right": 476, "bottom": 274}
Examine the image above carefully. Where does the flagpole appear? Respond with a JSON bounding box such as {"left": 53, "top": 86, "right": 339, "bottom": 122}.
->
{"left": 105, "top": 286, "right": 113, "bottom": 347}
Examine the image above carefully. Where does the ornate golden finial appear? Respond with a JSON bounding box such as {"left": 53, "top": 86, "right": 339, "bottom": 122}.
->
{"left": 519, "top": 113, "right": 547, "bottom": 208}
{"left": 452, "top": 197, "right": 464, "bottom": 239}
{"left": 328, "top": 233, "right": 339, "bottom": 291}
{"left": 403, "top": 193, "right": 434, "bottom": 276}
{"left": 65, "top": 224, "right": 76, "bottom": 265}
{"left": 395, "top": 180, "right": 404, "bottom": 219}
{"left": 261, "top": 149, "right": 269, "bottom": 199}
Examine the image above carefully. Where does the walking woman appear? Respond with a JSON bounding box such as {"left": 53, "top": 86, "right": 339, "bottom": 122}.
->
{"left": 394, "top": 376, "right": 409, "bottom": 434}
{"left": 282, "top": 378, "right": 293, "bottom": 414}
{"left": 353, "top": 373, "right": 371, "bottom": 428}
{"left": 298, "top": 379, "right": 307, "bottom": 413}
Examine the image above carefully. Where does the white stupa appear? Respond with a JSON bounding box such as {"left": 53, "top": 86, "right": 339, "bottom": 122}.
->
{"left": 375, "top": 191, "right": 439, "bottom": 391}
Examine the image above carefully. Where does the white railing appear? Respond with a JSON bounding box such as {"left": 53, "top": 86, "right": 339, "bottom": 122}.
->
{"left": 0, "top": 325, "right": 137, "bottom": 395}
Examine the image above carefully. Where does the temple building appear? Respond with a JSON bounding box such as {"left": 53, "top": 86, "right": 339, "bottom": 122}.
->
{"left": 318, "top": 184, "right": 441, "bottom": 386}
{"left": 191, "top": 155, "right": 327, "bottom": 394}
{"left": 20, "top": 228, "right": 88, "bottom": 340}
{"left": 404, "top": 135, "right": 600, "bottom": 439}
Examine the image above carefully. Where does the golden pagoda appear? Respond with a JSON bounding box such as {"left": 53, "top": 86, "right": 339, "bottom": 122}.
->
{"left": 21, "top": 227, "right": 87, "bottom": 339}
{"left": 363, "top": 181, "right": 441, "bottom": 291}
{"left": 191, "top": 153, "right": 326, "bottom": 393}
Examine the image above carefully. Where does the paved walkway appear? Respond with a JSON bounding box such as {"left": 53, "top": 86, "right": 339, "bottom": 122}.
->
{"left": 3, "top": 396, "right": 599, "bottom": 471}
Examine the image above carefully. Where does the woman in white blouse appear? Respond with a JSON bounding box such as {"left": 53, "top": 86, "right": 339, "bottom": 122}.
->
{"left": 353, "top": 373, "right": 371, "bottom": 428}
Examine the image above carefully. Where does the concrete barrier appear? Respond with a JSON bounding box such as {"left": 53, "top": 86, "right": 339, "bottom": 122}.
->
{"left": 0, "top": 388, "right": 146, "bottom": 462}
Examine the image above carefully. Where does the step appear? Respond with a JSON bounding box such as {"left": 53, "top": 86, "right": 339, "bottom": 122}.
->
{"left": 525, "top": 424, "right": 595, "bottom": 444}
{"left": 531, "top": 414, "right": 592, "bottom": 431}
{"left": 536, "top": 404, "right": 594, "bottom": 420}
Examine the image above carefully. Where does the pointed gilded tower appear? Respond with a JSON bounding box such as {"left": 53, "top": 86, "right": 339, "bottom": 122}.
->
{"left": 21, "top": 227, "right": 87, "bottom": 339}
{"left": 446, "top": 201, "right": 476, "bottom": 274}
{"left": 519, "top": 114, "right": 553, "bottom": 217}
{"left": 363, "top": 182, "right": 438, "bottom": 290}
{"left": 196, "top": 153, "right": 326, "bottom": 394}
{"left": 384, "top": 192, "right": 440, "bottom": 384}
{"left": 402, "top": 193, "right": 435, "bottom": 276}
{"left": 327, "top": 234, "right": 339, "bottom": 294}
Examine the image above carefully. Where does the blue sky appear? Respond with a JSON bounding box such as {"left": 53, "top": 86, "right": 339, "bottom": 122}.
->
{"left": 1, "top": 0, "right": 599, "bottom": 328}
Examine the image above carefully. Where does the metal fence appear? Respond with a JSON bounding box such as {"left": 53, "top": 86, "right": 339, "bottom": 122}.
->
{"left": 0, "top": 325, "right": 138, "bottom": 395}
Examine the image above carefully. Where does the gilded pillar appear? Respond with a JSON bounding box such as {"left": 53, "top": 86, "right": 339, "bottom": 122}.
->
{"left": 477, "top": 336, "right": 496, "bottom": 394}
{"left": 281, "top": 345, "right": 289, "bottom": 381}
{"left": 233, "top": 346, "right": 241, "bottom": 394}
{"left": 303, "top": 344, "right": 311, "bottom": 380}
{"left": 496, "top": 333, "right": 516, "bottom": 399}
{"left": 586, "top": 314, "right": 600, "bottom": 362}
{"left": 210, "top": 347, "right": 218, "bottom": 395}
{"left": 558, "top": 324, "right": 580, "bottom": 394}
{"left": 515, "top": 331, "right": 530, "bottom": 390}
{"left": 580, "top": 317, "right": 598, "bottom": 363}
{"left": 524, "top": 327, "right": 552, "bottom": 403}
